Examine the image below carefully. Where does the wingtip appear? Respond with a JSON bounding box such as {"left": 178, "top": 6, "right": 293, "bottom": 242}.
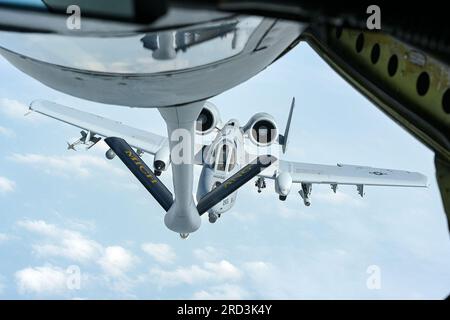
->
{"left": 24, "top": 102, "right": 35, "bottom": 116}
{"left": 417, "top": 172, "right": 428, "bottom": 187}
{"left": 424, "top": 176, "right": 430, "bottom": 188}
{"left": 29, "top": 99, "right": 52, "bottom": 112}
{"left": 28, "top": 99, "right": 42, "bottom": 112}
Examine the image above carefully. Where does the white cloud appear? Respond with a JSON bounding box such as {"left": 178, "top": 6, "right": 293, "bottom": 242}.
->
{"left": 18, "top": 219, "right": 138, "bottom": 282}
{"left": 15, "top": 265, "right": 69, "bottom": 295}
{"left": 61, "top": 216, "right": 96, "bottom": 233}
{"left": 193, "top": 284, "right": 248, "bottom": 299}
{"left": 0, "top": 98, "right": 40, "bottom": 121}
{"left": 149, "top": 265, "right": 211, "bottom": 286}
{"left": 9, "top": 153, "right": 126, "bottom": 178}
{"left": 0, "top": 233, "right": 11, "bottom": 243}
{"left": 204, "top": 260, "right": 242, "bottom": 281}
{"left": 141, "top": 243, "right": 176, "bottom": 264}
{"left": 0, "top": 98, "right": 28, "bottom": 118}
{"left": 315, "top": 190, "right": 365, "bottom": 207}
{"left": 243, "top": 261, "right": 272, "bottom": 274}
{"left": 193, "top": 246, "right": 220, "bottom": 261}
{"left": 18, "top": 219, "right": 60, "bottom": 237}
{"left": 17, "top": 219, "right": 139, "bottom": 295}
{"left": 98, "top": 246, "right": 137, "bottom": 277}
{"left": 149, "top": 260, "right": 241, "bottom": 287}
{"left": 0, "top": 176, "right": 15, "bottom": 193}
{"left": 18, "top": 219, "right": 102, "bottom": 263}
{"left": 0, "top": 126, "right": 14, "bottom": 137}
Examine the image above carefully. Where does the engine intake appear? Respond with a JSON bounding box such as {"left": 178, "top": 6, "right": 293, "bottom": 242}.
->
{"left": 196, "top": 102, "right": 221, "bottom": 135}
{"left": 244, "top": 113, "right": 278, "bottom": 146}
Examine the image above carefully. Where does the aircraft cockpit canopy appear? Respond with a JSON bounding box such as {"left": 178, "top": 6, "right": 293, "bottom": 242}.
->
{"left": 211, "top": 141, "right": 237, "bottom": 173}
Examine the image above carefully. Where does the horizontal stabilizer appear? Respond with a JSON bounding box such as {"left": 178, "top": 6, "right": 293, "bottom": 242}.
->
{"left": 105, "top": 137, "right": 174, "bottom": 211}
{"left": 197, "top": 155, "right": 277, "bottom": 215}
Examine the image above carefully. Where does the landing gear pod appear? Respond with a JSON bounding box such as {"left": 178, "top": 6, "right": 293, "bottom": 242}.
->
{"left": 153, "top": 145, "right": 170, "bottom": 176}
{"left": 105, "top": 148, "right": 116, "bottom": 160}
{"left": 275, "top": 172, "right": 292, "bottom": 199}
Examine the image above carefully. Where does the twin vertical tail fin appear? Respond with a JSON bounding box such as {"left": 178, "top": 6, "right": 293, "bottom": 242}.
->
{"left": 105, "top": 137, "right": 174, "bottom": 212}
{"left": 279, "top": 97, "right": 295, "bottom": 154}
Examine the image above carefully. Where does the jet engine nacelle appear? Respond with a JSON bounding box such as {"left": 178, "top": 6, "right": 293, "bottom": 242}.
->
{"left": 196, "top": 101, "right": 221, "bottom": 135}
{"left": 244, "top": 113, "right": 278, "bottom": 146}
{"left": 153, "top": 145, "right": 170, "bottom": 176}
{"left": 275, "top": 172, "right": 292, "bottom": 200}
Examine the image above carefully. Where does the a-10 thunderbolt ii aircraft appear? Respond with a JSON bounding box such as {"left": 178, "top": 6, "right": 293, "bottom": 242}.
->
{"left": 0, "top": 9, "right": 427, "bottom": 238}
{"left": 28, "top": 97, "right": 427, "bottom": 239}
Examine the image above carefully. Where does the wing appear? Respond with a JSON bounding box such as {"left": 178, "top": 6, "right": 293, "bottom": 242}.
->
{"left": 260, "top": 160, "right": 428, "bottom": 187}
{"left": 30, "top": 100, "right": 168, "bottom": 155}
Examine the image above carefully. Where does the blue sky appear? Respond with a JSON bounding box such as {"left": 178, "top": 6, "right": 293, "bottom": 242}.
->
{"left": 0, "top": 41, "right": 449, "bottom": 299}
